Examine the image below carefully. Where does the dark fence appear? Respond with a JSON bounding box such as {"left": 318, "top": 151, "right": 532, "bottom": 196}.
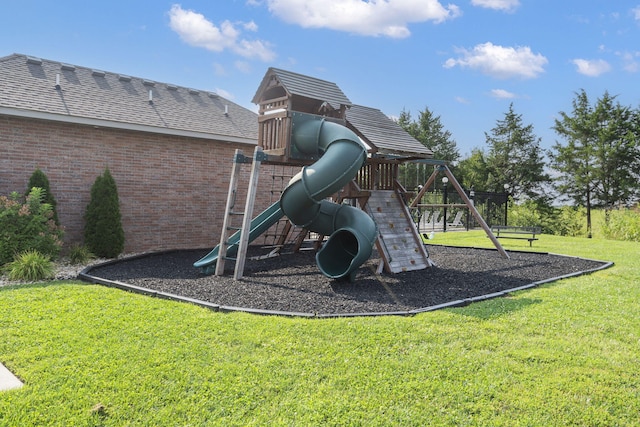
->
{"left": 408, "top": 187, "right": 509, "bottom": 232}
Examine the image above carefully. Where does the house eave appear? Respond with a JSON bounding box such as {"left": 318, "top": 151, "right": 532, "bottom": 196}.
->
{"left": 0, "top": 107, "right": 258, "bottom": 146}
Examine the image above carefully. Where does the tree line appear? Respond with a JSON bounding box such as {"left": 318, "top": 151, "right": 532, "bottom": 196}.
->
{"left": 397, "top": 89, "right": 640, "bottom": 234}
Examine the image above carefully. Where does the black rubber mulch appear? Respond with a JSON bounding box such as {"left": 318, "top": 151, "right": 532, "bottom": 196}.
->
{"left": 84, "top": 244, "right": 610, "bottom": 317}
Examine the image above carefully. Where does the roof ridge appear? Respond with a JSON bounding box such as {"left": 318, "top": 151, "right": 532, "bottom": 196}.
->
{"left": 268, "top": 67, "right": 340, "bottom": 86}
{"left": 0, "top": 53, "right": 23, "bottom": 63}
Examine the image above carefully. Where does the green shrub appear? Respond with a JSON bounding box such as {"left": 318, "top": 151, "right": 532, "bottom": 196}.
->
{"left": 68, "top": 244, "right": 95, "bottom": 265}
{"left": 549, "top": 205, "right": 586, "bottom": 237}
{"left": 602, "top": 208, "right": 640, "bottom": 242}
{"left": 508, "top": 200, "right": 542, "bottom": 228}
{"left": 84, "top": 167, "right": 125, "bottom": 258}
{"left": 26, "top": 168, "right": 59, "bottom": 225}
{"left": 0, "top": 188, "right": 64, "bottom": 266}
{"left": 509, "top": 201, "right": 586, "bottom": 237}
{"left": 4, "top": 250, "right": 55, "bottom": 281}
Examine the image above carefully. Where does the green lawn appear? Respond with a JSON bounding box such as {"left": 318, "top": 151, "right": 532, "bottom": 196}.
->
{"left": 1, "top": 232, "right": 639, "bottom": 426}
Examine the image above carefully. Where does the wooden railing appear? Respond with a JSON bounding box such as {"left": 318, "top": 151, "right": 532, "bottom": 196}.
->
{"left": 377, "top": 163, "right": 397, "bottom": 190}
{"left": 257, "top": 96, "right": 292, "bottom": 157}
{"left": 355, "top": 162, "right": 397, "bottom": 190}
{"left": 258, "top": 112, "right": 290, "bottom": 156}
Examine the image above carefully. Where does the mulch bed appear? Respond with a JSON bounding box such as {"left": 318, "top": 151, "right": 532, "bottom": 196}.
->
{"left": 83, "top": 244, "right": 610, "bottom": 317}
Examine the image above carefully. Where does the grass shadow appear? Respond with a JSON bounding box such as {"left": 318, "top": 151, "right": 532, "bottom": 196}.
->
{"left": 448, "top": 296, "right": 542, "bottom": 319}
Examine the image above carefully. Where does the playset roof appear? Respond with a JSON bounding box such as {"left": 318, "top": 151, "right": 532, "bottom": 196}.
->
{"left": 346, "top": 104, "right": 432, "bottom": 159}
{"left": 253, "top": 67, "right": 432, "bottom": 159}
{"left": 252, "top": 67, "right": 352, "bottom": 111}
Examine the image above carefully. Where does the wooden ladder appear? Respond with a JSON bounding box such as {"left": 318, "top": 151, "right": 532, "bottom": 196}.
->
{"left": 215, "top": 146, "right": 265, "bottom": 280}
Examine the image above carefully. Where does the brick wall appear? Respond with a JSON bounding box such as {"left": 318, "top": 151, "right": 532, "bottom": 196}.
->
{"left": 0, "top": 115, "right": 288, "bottom": 253}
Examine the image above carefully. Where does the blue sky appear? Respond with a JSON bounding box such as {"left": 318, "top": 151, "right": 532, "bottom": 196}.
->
{"left": 2, "top": 1, "right": 639, "bottom": 156}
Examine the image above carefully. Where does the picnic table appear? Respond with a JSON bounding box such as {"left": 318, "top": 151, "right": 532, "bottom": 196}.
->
{"left": 491, "top": 225, "right": 541, "bottom": 247}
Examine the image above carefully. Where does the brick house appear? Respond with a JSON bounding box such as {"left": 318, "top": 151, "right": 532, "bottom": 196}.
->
{"left": 0, "top": 53, "right": 263, "bottom": 253}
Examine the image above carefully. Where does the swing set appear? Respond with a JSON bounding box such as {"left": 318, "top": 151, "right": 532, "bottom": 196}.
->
{"left": 406, "top": 160, "right": 509, "bottom": 259}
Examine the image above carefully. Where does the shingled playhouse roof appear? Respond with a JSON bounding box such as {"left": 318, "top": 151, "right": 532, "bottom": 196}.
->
{"left": 0, "top": 53, "right": 258, "bottom": 144}
{"left": 252, "top": 67, "right": 432, "bottom": 159}
{"left": 346, "top": 104, "right": 433, "bottom": 159}
{"left": 252, "top": 67, "right": 352, "bottom": 111}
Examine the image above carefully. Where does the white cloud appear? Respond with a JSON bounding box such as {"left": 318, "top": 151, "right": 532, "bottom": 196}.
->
{"left": 234, "top": 60, "right": 252, "bottom": 74}
{"left": 471, "top": 0, "right": 519, "bottom": 12}
{"left": 455, "top": 96, "right": 470, "bottom": 104}
{"left": 618, "top": 50, "right": 640, "bottom": 73}
{"left": 569, "top": 14, "right": 590, "bottom": 25}
{"left": 212, "top": 62, "right": 227, "bottom": 76}
{"left": 264, "top": 0, "right": 461, "bottom": 38}
{"left": 244, "top": 21, "right": 259, "bottom": 32}
{"left": 443, "top": 42, "right": 548, "bottom": 79}
{"left": 632, "top": 6, "right": 640, "bottom": 22}
{"left": 168, "top": 4, "right": 276, "bottom": 61}
{"left": 623, "top": 61, "right": 639, "bottom": 73}
{"left": 571, "top": 58, "right": 612, "bottom": 77}
{"left": 490, "top": 89, "right": 516, "bottom": 99}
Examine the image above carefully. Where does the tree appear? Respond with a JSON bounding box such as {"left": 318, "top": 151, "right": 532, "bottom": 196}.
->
{"left": 397, "top": 107, "right": 461, "bottom": 190}
{"left": 550, "top": 90, "right": 595, "bottom": 235}
{"left": 397, "top": 107, "right": 460, "bottom": 163}
{"left": 551, "top": 90, "right": 640, "bottom": 236}
{"left": 591, "top": 92, "right": 640, "bottom": 210}
{"left": 26, "top": 168, "right": 59, "bottom": 225}
{"left": 84, "top": 167, "right": 124, "bottom": 258}
{"left": 484, "top": 103, "right": 549, "bottom": 199}
{"left": 455, "top": 148, "right": 489, "bottom": 191}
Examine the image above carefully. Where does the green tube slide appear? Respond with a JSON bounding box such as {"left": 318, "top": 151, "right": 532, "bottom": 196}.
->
{"left": 280, "top": 112, "right": 378, "bottom": 281}
{"left": 195, "top": 111, "right": 377, "bottom": 281}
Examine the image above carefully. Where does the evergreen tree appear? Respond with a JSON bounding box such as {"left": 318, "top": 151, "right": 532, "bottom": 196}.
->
{"left": 397, "top": 107, "right": 461, "bottom": 191}
{"left": 84, "top": 167, "right": 124, "bottom": 258}
{"left": 456, "top": 148, "right": 489, "bottom": 191}
{"left": 397, "top": 107, "right": 460, "bottom": 163}
{"left": 26, "top": 168, "right": 59, "bottom": 225}
{"left": 551, "top": 90, "right": 597, "bottom": 236}
{"left": 484, "top": 103, "right": 549, "bottom": 199}
{"left": 551, "top": 90, "right": 640, "bottom": 236}
{"left": 591, "top": 92, "right": 640, "bottom": 209}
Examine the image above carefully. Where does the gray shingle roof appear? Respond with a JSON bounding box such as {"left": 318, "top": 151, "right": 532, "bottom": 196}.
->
{"left": 252, "top": 67, "right": 351, "bottom": 109}
{"left": 0, "top": 53, "right": 258, "bottom": 143}
{"left": 346, "top": 104, "right": 432, "bottom": 158}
